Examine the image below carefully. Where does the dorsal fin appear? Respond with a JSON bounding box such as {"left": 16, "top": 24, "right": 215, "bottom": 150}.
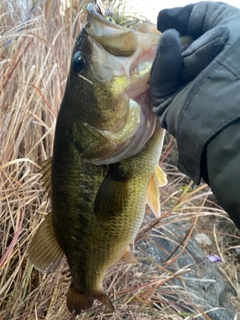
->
{"left": 28, "top": 212, "right": 64, "bottom": 273}
{"left": 40, "top": 157, "right": 52, "bottom": 197}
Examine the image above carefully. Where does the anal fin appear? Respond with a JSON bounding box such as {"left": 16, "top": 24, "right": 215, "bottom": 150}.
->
{"left": 155, "top": 165, "right": 167, "bottom": 187}
{"left": 28, "top": 212, "right": 64, "bottom": 273}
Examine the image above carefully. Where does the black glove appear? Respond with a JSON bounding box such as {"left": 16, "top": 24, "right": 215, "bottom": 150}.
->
{"left": 150, "top": 2, "right": 240, "bottom": 227}
{"left": 150, "top": 2, "right": 236, "bottom": 124}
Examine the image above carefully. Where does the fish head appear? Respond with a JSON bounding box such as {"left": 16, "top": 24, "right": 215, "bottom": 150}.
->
{"left": 65, "top": 3, "right": 160, "bottom": 164}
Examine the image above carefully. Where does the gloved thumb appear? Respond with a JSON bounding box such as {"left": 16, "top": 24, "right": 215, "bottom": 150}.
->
{"left": 150, "top": 29, "right": 182, "bottom": 107}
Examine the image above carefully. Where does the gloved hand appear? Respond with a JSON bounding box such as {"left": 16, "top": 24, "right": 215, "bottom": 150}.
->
{"left": 150, "top": 1, "right": 238, "bottom": 125}
{"left": 150, "top": 2, "right": 240, "bottom": 227}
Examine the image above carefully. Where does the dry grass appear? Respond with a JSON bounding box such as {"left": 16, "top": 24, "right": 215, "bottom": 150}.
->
{"left": 1, "top": 1, "right": 240, "bottom": 319}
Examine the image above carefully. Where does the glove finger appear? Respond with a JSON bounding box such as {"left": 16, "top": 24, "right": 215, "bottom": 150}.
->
{"left": 158, "top": 2, "right": 230, "bottom": 37}
{"left": 150, "top": 29, "right": 182, "bottom": 106}
{"left": 180, "top": 26, "right": 229, "bottom": 83}
{"left": 157, "top": 4, "right": 194, "bottom": 35}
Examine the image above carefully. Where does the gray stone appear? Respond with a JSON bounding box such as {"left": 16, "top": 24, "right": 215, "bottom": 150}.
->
{"left": 137, "top": 220, "right": 236, "bottom": 320}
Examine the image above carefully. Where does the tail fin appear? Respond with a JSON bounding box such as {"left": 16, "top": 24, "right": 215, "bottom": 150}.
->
{"left": 94, "top": 292, "right": 114, "bottom": 312}
{"left": 67, "top": 283, "right": 114, "bottom": 314}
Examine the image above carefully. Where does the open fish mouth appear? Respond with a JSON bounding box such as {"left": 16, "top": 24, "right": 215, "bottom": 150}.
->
{"left": 86, "top": 3, "right": 160, "bottom": 93}
{"left": 81, "top": 3, "right": 160, "bottom": 165}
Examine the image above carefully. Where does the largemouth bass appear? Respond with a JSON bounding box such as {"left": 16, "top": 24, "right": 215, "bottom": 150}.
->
{"left": 28, "top": 3, "right": 167, "bottom": 315}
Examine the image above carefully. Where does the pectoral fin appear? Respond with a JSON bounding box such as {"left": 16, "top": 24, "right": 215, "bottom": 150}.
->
{"left": 28, "top": 212, "right": 64, "bottom": 273}
{"left": 94, "top": 163, "right": 130, "bottom": 218}
{"left": 146, "top": 166, "right": 167, "bottom": 218}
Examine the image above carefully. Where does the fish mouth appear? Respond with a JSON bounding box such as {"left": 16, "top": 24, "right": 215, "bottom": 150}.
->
{"left": 86, "top": 3, "right": 138, "bottom": 57}
{"left": 83, "top": 4, "right": 160, "bottom": 164}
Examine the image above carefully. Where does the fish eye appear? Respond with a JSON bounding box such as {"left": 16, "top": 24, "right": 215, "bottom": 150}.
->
{"left": 72, "top": 51, "right": 85, "bottom": 74}
{"left": 106, "top": 16, "right": 115, "bottom": 24}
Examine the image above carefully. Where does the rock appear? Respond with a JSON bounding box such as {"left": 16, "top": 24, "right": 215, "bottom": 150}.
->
{"left": 137, "top": 220, "right": 236, "bottom": 320}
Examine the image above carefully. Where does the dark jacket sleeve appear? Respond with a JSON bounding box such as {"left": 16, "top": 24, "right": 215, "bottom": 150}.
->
{"left": 204, "top": 119, "right": 240, "bottom": 228}
{"left": 162, "top": 36, "right": 240, "bottom": 184}
{"left": 154, "top": 35, "right": 240, "bottom": 227}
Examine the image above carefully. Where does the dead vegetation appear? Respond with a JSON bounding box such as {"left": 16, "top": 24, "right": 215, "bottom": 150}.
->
{"left": 1, "top": 1, "right": 240, "bottom": 319}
